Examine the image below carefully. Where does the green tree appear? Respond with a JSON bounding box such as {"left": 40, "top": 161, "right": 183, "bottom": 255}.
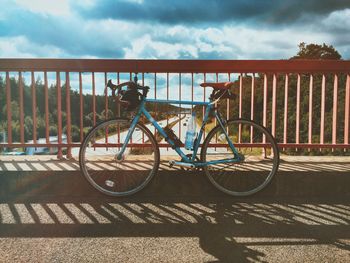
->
{"left": 291, "top": 42, "right": 341, "bottom": 60}
{"left": 2, "top": 101, "right": 20, "bottom": 120}
{"left": 24, "top": 116, "right": 33, "bottom": 141}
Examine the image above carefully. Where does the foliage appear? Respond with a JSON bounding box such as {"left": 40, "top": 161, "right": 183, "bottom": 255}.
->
{"left": 0, "top": 76, "right": 184, "bottom": 144}
{"left": 291, "top": 42, "right": 342, "bottom": 60}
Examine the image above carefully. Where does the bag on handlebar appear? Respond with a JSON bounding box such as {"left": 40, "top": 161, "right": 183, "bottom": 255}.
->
{"left": 119, "top": 87, "right": 142, "bottom": 111}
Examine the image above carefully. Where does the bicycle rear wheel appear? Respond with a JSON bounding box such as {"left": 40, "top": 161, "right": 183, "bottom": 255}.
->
{"left": 201, "top": 119, "right": 279, "bottom": 196}
{"left": 79, "top": 118, "right": 159, "bottom": 196}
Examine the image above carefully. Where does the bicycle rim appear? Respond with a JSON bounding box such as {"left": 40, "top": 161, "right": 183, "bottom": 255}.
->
{"left": 201, "top": 119, "right": 279, "bottom": 196}
{"left": 79, "top": 119, "right": 159, "bottom": 196}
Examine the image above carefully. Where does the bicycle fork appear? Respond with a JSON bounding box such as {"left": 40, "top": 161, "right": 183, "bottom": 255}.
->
{"left": 115, "top": 111, "right": 142, "bottom": 161}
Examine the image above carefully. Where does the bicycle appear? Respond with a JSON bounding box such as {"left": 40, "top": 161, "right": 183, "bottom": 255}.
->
{"left": 79, "top": 74, "right": 279, "bottom": 197}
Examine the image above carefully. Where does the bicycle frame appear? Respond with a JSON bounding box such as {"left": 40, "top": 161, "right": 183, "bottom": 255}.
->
{"left": 117, "top": 98, "right": 241, "bottom": 167}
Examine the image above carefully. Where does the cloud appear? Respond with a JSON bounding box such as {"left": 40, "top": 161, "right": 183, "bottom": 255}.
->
{"left": 317, "top": 8, "right": 350, "bottom": 57}
{"left": 322, "top": 8, "right": 350, "bottom": 33}
{"left": 0, "top": 0, "right": 349, "bottom": 60}
{"left": 76, "top": 0, "right": 269, "bottom": 25}
{"left": 0, "top": 10, "right": 128, "bottom": 58}
{"left": 124, "top": 34, "right": 199, "bottom": 59}
{"left": 126, "top": 25, "right": 331, "bottom": 60}
{"left": 0, "top": 36, "right": 66, "bottom": 57}
{"left": 15, "top": 0, "right": 71, "bottom": 16}
{"left": 265, "top": 1, "right": 350, "bottom": 24}
{"left": 76, "top": 0, "right": 350, "bottom": 26}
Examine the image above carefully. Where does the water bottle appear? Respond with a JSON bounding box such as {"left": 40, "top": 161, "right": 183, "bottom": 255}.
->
{"left": 185, "top": 112, "right": 197, "bottom": 150}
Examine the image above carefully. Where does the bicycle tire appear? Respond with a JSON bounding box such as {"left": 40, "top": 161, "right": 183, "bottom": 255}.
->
{"left": 201, "top": 119, "right": 279, "bottom": 196}
{"left": 79, "top": 118, "right": 160, "bottom": 196}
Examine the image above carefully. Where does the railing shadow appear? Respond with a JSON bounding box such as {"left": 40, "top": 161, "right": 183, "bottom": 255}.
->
{"left": 1, "top": 158, "right": 350, "bottom": 172}
{"left": 1, "top": 197, "right": 349, "bottom": 262}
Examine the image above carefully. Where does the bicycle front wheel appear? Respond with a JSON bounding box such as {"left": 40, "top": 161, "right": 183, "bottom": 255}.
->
{"left": 79, "top": 118, "right": 160, "bottom": 196}
{"left": 201, "top": 119, "right": 279, "bottom": 196}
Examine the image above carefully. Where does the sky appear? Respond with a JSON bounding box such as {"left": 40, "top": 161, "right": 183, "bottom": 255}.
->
{"left": 0, "top": 0, "right": 349, "bottom": 60}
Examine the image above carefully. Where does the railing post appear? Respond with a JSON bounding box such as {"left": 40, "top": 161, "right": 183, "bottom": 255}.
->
{"left": 92, "top": 72, "right": 96, "bottom": 126}
{"left": 283, "top": 74, "right": 288, "bottom": 148}
{"left": 344, "top": 74, "right": 350, "bottom": 149}
{"left": 65, "top": 72, "right": 72, "bottom": 158}
{"left": 5, "top": 72, "right": 12, "bottom": 145}
{"left": 104, "top": 72, "right": 108, "bottom": 120}
{"left": 250, "top": 74, "right": 255, "bottom": 144}
{"left": 320, "top": 74, "right": 326, "bottom": 148}
{"left": 79, "top": 72, "right": 84, "bottom": 142}
{"left": 272, "top": 74, "right": 277, "bottom": 137}
{"left": 178, "top": 73, "right": 181, "bottom": 138}
{"left": 239, "top": 73, "right": 243, "bottom": 120}
{"left": 332, "top": 74, "right": 338, "bottom": 150}
{"left": 308, "top": 75, "right": 313, "bottom": 149}
{"left": 117, "top": 72, "right": 120, "bottom": 118}
{"left": 227, "top": 73, "right": 231, "bottom": 121}
{"left": 19, "top": 72, "right": 24, "bottom": 144}
{"left": 44, "top": 72, "right": 50, "bottom": 144}
{"left": 31, "top": 72, "right": 37, "bottom": 145}
{"left": 296, "top": 74, "right": 300, "bottom": 148}
{"left": 104, "top": 73, "right": 109, "bottom": 146}
{"left": 203, "top": 73, "right": 206, "bottom": 139}
{"left": 56, "top": 72, "right": 63, "bottom": 159}
{"left": 238, "top": 73, "right": 243, "bottom": 143}
{"left": 263, "top": 74, "right": 268, "bottom": 143}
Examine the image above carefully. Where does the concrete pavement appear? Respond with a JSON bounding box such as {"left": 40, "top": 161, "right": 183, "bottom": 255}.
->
{"left": 0, "top": 156, "right": 349, "bottom": 262}
{"left": 0, "top": 196, "right": 349, "bottom": 262}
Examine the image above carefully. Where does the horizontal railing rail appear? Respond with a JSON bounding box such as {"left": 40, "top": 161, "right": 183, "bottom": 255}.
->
{"left": 1, "top": 59, "right": 350, "bottom": 73}
{"left": 0, "top": 59, "right": 349, "bottom": 158}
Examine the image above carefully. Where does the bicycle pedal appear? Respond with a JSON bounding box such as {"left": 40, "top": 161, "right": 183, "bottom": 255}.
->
{"left": 168, "top": 160, "right": 175, "bottom": 167}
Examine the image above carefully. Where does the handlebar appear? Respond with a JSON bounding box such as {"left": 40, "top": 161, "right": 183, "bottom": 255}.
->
{"left": 106, "top": 79, "right": 149, "bottom": 98}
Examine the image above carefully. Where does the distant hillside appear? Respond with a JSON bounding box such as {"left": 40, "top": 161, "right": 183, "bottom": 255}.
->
{"left": 0, "top": 77, "right": 184, "bottom": 142}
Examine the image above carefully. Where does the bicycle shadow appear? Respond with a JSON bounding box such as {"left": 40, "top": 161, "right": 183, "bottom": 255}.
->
{"left": 197, "top": 202, "right": 267, "bottom": 262}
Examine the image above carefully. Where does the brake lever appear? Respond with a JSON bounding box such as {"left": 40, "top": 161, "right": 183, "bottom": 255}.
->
{"left": 107, "top": 79, "right": 113, "bottom": 88}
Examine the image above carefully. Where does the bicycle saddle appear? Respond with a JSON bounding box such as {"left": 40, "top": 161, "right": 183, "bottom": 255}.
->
{"left": 200, "top": 82, "right": 233, "bottom": 90}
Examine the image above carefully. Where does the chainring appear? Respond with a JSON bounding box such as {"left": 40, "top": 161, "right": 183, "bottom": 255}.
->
{"left": 181, "top": 154, "right": 201, "bottom": 171}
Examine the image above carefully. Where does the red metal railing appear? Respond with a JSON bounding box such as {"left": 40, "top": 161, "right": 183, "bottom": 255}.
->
{"left": 0, "top": 59, "right": 349, "bottom": 157}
